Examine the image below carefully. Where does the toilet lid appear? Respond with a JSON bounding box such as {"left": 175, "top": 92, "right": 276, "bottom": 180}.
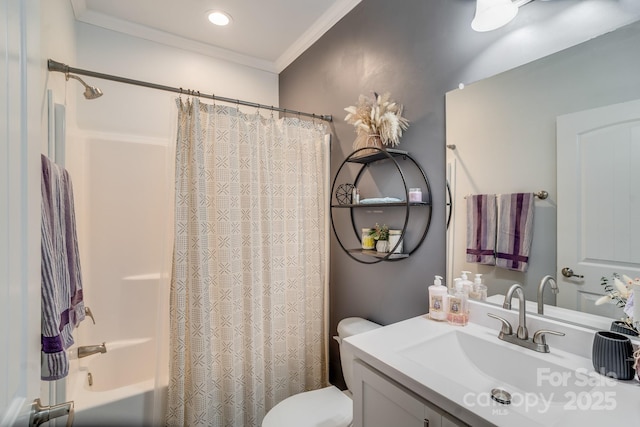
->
{"left": 261, "top": 385, "right": 352, "bottom": 427}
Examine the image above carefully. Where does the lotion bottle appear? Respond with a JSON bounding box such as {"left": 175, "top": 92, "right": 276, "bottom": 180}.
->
{"left": 460, "top": 271, "right": 473, "bottom": 295}
{"left": 447, "top": 281, "right": 469, "bottom": 326}
{"left": 428, "top": 275, "right": 448, "bottom": 321}
{"left": 470, "top": 273, "right": 487, "bottom": 301}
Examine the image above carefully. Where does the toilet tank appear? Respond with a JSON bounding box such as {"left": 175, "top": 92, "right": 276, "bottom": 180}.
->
{"left": 336, "top": 317, "right": 381, "bottom": 392}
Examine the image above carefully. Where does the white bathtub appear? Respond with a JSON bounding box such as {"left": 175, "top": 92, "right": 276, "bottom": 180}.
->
{"left": 67, "top": 338, "right": 167, "bottom": 426}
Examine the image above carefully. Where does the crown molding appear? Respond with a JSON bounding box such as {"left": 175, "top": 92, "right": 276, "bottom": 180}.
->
{"left": 274, "top": 0, "right": 363, "bottom": 72}
{"left": 70, "top": 0, "right": 360, "bottom": 74}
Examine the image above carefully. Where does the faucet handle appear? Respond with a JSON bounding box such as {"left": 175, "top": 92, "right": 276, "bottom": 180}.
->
{"left": 85, "top": 307, "right": 96, "bottom": 325}
{"left": 487, "top": 313, "right": 513, "bottom": 336}
{"left": 533, "top": 329, "right": 565, "bottom": 345}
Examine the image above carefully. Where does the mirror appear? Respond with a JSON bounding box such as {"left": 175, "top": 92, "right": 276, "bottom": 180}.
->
{"left": 445, "top": 20, "right": 640, "bottom": 329}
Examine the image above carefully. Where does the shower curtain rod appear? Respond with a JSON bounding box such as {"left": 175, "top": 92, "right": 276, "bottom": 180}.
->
{"left": 47, "top": 59, "right": 333, "bottom": 122}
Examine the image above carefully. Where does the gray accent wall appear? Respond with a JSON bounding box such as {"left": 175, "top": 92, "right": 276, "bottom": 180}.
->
{"left": 279, "top": 0, "right": 640, "bottom": 388}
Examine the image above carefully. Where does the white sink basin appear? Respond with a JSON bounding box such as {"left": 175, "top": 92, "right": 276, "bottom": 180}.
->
{"left": 399, "top": 329, "right": 594, "bottom": 406}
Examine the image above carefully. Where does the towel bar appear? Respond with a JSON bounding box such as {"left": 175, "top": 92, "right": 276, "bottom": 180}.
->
{"left": 464, "top": 190, "right": 548, "bottom": 200}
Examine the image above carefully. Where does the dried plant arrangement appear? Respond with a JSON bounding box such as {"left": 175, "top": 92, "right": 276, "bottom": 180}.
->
{"left": 344, "top": 92, "right": 409, "bottom": 149}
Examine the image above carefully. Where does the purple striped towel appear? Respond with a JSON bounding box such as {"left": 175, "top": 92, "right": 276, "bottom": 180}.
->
{"left": 466, "top": 194, "right": 497, "bottom": 265}
{"left": 41, "top": 155, "right": 85, "bottom": 380}
{"left": 496, "top": 193, "right": 534, "bottom": 272}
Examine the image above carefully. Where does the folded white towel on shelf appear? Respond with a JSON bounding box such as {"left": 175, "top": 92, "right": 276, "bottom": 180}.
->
{"left": 359, "top": 197, "right": 403, "bottom": 204}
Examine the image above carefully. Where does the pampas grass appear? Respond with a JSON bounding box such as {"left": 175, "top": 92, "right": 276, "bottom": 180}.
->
{"left": 344, "top": 92, "right": 409, "bottom": 147}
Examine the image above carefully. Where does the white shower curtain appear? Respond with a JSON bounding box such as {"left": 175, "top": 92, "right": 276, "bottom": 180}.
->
{"left": 165, "top": 98, "right": 330, "bottom": 427}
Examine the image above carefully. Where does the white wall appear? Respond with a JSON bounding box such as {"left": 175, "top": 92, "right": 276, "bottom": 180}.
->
{"left": 73, "top": 22, "right": 278, "bottom": 136}
{"left": 1, "top": 0, "right": 42, "bottom": 422}
{"left": 41, "top": 0, "right": 77, "bottom": 113}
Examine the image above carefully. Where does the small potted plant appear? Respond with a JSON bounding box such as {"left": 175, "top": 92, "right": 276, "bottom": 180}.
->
{"left": 369, "top": 223, "right": 389, "bottom": 253}
{"left": 596, "top": 273, "right": 640, "bottom": 337}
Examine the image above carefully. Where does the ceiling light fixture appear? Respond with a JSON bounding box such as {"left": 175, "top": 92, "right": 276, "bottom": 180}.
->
{"left": 471, "top": 0, "right": 535, "bottom": 32}
{"left": 208, "top": 11, "right": 232, "bottom": 26}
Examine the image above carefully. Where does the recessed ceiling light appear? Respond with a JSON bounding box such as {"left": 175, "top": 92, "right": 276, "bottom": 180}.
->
{"left": 208, "top": 11, "right": 232, "bottom": 26}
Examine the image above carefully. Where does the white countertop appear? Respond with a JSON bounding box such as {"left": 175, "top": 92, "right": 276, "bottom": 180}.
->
{"left": 344, "top": 304, "right": 640, "bottom": 427}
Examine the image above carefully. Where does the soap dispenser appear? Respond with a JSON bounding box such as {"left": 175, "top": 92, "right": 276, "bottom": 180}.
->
{"left": 460, "top": 271, "right": 473, "bottom": 295}
{"left": 428, "top": 275, "right": 448, "bottom": 321}
{"left": 447, "top": 280, "right": 469, "bottom": 326}
{"left": 470, "top": 273, "right": 487, "bottom": 301}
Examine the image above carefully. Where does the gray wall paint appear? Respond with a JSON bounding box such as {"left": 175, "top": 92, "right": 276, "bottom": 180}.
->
{"left": 279, "top": 0, "right": 640, "bottom": 388}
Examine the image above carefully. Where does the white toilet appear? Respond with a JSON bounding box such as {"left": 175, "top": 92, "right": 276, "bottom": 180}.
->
{"left": 261, "top": 317, "right": 381, "bottom": 427}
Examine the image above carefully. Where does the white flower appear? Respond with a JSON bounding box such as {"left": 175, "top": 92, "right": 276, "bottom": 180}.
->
{"left": 624, "top": 291, "right": 635, "bottom": 320}
{"left": 597, "top": 273, "right": 640, "bottom": 332}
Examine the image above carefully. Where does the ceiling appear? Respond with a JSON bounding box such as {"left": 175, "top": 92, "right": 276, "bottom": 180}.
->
{"left": 71, "top": 0, "right": 362, "bottom": 73}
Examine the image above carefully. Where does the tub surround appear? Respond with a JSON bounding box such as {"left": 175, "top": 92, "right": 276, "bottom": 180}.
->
{"left": 66, "top": 338, "right": 164, "bottom": 426}
{"left": 345, "top": 301, "right": 640, "bottom": 426}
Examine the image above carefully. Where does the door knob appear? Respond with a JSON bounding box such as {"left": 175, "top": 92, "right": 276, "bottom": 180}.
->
{"left": 561, "top": 267, "right": 584, "bottom": 279}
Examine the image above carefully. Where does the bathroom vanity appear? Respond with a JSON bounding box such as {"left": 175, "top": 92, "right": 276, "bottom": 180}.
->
{"left": 345, "top": 301, "right": 640, "bottom": 426}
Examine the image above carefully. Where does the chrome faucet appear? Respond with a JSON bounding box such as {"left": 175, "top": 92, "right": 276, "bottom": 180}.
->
{"left": 487, "top": 283, "right": 565, "bottom": 353}
{"left": 503, "top": 284, "right": 528, "bottom": 339}
{"left": 77, "top": 342, "right": 106, "bottom": 358}
{"left": 537, "top": 275, "right": 559, "bottom": 314}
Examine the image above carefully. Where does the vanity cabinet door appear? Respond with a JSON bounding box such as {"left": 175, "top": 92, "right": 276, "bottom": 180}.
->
{"left": 352, "top": 360, "right": 442, "bottom": 427}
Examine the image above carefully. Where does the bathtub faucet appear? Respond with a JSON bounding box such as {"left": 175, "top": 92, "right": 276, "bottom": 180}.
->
{"left": 77, "top": 342, "right": 107, "bottom": 358}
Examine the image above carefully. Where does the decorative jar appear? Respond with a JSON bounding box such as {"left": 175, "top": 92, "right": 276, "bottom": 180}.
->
{"left": 388, "top": 230, "right": 403, "bottom": 254}
{"left": 361, "top": 228, "right": 375, "bottom": 250}
{"left": 409, "top": 188, "right": 422, "bottom": 202}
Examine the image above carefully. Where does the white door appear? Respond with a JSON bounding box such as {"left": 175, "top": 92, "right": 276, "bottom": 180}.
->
{"left": 556, "top": 99, "right": 640, "bottom": 315}
{"left": 1, "top": 0, "right": 43, "bottom": 425}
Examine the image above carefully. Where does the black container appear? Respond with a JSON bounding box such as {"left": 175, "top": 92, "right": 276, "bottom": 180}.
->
{"left": 610, "top": 320, "right": 639, "bottom": 337}
{"left": 592, "top": 331, "right": 635, "bottom": 380}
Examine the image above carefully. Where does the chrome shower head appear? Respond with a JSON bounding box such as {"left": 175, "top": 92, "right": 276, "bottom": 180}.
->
{"left": 66, "top": 73, "right": 103, "bottom": 99}
{"left": 83, "top": 85, "right": 103, "bottom": 100}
